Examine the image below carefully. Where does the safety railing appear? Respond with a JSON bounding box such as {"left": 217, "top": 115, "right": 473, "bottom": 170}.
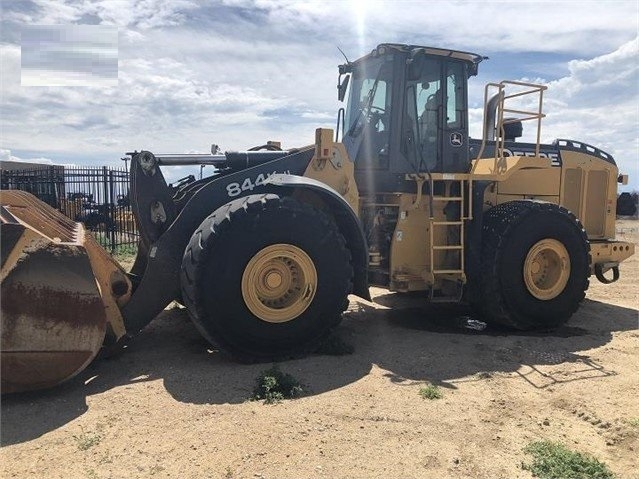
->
{"left": 473, "top": 80, "right": 547, "bottom": 174}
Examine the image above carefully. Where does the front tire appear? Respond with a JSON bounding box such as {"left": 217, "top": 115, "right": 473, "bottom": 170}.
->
{"left": 181, "top": 194, "right": 352, "bottom": 361}
{"left": 478, "top": 201, "right": 590, "bottom": 330}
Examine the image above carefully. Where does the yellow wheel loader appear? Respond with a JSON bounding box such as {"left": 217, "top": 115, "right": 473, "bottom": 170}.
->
{"left": 1, "top": 44, "right": 634, "bottom": 393}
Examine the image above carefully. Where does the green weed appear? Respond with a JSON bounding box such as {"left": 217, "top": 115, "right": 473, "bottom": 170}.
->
{"left": 85, "top": 469, "right": 98, "bottom": 479}
{"left": 418, "top": 384, "right": 443, "bottom": 400}
{"left": 251, "top": 366, "right": 303, "bottom": 404}
{"left": 73, "top": 427, "right": 102, "bottom": 451}
{"left": 522, "top": 440, "right": 615, "bottom": 479}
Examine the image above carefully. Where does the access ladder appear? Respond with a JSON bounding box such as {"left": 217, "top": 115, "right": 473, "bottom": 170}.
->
{"left": 428, "top": 178, "right": 468, "bottom": 302}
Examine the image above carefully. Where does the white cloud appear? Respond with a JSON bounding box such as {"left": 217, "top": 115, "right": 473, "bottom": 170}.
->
{"left": 4, "top": 0, "right": 199, "bottom": 29}
{"left": 0, "top": 148, "right": 24, "bottom": 162}
{"left": 220, "top": 0, "right": 637, "bottom": 56}
{"left": 0, "top": 148, "right": 54, "bottom": 165}
{"left": 1, "top": 0, "right": 637, "bottom": 191}
{"left": 543, "top": 38, "right": 639, "bottom": 184}
{"left": 21, "top": 69, "right": 119, "bottom": 87}
{"left": 548, "top": 38, "right": 639, "bottom": 106}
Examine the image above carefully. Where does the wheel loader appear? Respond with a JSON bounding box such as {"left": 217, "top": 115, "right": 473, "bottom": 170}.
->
{"left": 2, "top": 43, "right": 634, "bottom": 393}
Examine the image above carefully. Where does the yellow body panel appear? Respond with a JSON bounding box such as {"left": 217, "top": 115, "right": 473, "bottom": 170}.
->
{"left": 470, "top": 155, "right": 553, "bottom": 178}
{"left": 497, "top": 166, "right": 560, "bottom": 196}
{"left": 590, "top": 241, "right": 635, "bottom": 274}
{"left": 389, "top": 194, "right": 431, "bottom": 291}
{"left": 303, "top": 139, "right": 359, "bottom": 215}
{"left": 559, "top": 150, "right": 617, "bottom": 240}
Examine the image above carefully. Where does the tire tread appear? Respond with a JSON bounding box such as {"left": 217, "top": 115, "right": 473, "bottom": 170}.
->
{"left": 479, "top": 201, "right": 590, "bottom": 329}
{"left": 180, "top": 194, "right": 352, "bottom": 362}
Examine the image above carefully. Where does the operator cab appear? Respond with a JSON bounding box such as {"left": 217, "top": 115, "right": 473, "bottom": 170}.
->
{"left": 339, "top": 44, "right": 484, "bottom": 192}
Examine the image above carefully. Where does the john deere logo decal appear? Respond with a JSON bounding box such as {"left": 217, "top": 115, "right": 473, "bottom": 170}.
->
{"left": 450, "top": 132, "right": 463, "bottom": 147}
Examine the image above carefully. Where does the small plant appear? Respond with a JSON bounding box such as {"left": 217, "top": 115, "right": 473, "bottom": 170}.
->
{"left": 418, "top": 384, "right": 443, "bottom": 400}
{"left": 628, "top": 417, "right": 639, "bottom": 428}
{"left": 224, "top": 466, "right": 234, "bottom": 478}
{"left": 73, "top": 427, "right": 102, "bottom": 451}
{"left": 251, "top": 365, "right": 303, "bottom": 404}
{"left": 85, "top": 469, "right": 98, "bottom": 479}
{"left": 523, "top": 440, "right": 615, "bottom": 479}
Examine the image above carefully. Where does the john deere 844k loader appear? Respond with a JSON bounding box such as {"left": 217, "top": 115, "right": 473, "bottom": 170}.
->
{"left": 1, "top": 44, "right": 634, "bottom": 393}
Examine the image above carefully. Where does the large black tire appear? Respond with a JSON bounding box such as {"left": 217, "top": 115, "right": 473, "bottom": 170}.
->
{"left": 616, "top": 192, "right": 637, "bottom": 217}
{"left": 181, "top": 194, "right": 352, "bottom": 361}
{"left": 477, "top": 201, "right": 590, "bottom": 330}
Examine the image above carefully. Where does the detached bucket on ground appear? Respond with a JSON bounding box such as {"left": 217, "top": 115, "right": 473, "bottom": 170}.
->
{"left": 1, "top": 191, "right": 131, "bottom": 393}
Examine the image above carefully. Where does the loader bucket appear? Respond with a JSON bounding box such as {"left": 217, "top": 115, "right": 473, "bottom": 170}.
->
{"left": 1, "top": 191, "right": 131, "bottom": 393}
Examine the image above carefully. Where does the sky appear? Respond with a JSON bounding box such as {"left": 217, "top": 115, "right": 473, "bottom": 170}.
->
{"left": 0, "top": 0, "right": 638, "bottom": 189}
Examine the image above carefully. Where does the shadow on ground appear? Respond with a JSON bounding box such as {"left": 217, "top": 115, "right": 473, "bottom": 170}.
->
{"left": 2, "top": 295, "right": 637, "bottom": 446}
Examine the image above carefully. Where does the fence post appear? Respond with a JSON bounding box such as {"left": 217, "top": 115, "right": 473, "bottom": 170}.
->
{"left": 109, "top": 169, "right": 116, "bottom": 255}
{"left": 48, "top": 165, "right": 55, "bottom": 207}
{"left": 101, "top": 166, "right": 110, "bottom": 254}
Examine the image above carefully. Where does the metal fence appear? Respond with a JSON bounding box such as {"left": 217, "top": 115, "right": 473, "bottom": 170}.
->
{"left": 1, "top": 165, "right": 138, "bottom": 254}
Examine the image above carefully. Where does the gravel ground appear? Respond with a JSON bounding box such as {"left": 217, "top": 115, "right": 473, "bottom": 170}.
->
{"left": 1, "top": 220, "right": 637, "bottom": 479}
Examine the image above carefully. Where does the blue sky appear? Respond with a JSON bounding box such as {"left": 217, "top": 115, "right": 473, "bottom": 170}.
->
{"left": 1, "top": 0, "right": 638, "bottom": 189}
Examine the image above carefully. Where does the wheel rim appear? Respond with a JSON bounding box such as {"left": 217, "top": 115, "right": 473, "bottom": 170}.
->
{"left": 523, "top": 239, "right": 571, "bottom": 300}
{"left": 241, "top": 244, "right": 317, "bottom": 323}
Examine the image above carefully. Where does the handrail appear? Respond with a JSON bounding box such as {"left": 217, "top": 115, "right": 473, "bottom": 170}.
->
{"left": 473, "top": 80, "right": 547, "bottom": 175}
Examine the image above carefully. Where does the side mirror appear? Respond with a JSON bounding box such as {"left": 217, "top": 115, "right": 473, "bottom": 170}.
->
{"left": 338, "top": 74, "right": 350, "bottom": 102}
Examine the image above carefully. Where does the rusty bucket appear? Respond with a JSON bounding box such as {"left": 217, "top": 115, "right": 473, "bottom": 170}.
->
{"left": 1, "top": 191, "right": 131, "bottom": 393}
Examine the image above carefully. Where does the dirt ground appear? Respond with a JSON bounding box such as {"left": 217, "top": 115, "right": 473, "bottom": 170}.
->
{"left": 2, "top": 220, "right": 638, "bottom": 479}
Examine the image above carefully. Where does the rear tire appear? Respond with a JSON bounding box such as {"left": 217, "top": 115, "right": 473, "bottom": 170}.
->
{"left": 616, "top": 192, "right": 637, "bottom": 216}
{"left": 478, "top": 201, "right": 589, "bottom": 330}
{"left": 181, "top": 194, "right": 352, "bottom": 361}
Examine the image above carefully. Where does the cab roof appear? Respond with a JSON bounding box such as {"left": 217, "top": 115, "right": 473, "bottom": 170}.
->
{"left": 340, "top": 43, "right": 486, "bottom": 76}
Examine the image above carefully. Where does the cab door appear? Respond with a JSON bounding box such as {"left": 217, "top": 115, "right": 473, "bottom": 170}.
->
{"left": 405, "top": 58, "right": 469, "bottom": 174}
{"left": 439, "top": 61, "right": 469, "bottom": 173}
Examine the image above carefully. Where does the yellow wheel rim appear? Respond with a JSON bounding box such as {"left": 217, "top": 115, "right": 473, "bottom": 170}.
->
{"left": 241, "top": 244, "right": 317, "bottom": 323}
{"left": 523, "top": 239, "right": 571, "bottom": 300}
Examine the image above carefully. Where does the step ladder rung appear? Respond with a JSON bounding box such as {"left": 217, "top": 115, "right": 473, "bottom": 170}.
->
{"left": 436, "top": 272, "right": 467, "bottom": 282}
{"left": 430, "top": 296, "right": 461, "bottom": 303}
{"left": 431, "top": 221, "right": 463, "bottom": 226}
{"left": 428, "top": 181, "right": 466, "bottom": 285}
